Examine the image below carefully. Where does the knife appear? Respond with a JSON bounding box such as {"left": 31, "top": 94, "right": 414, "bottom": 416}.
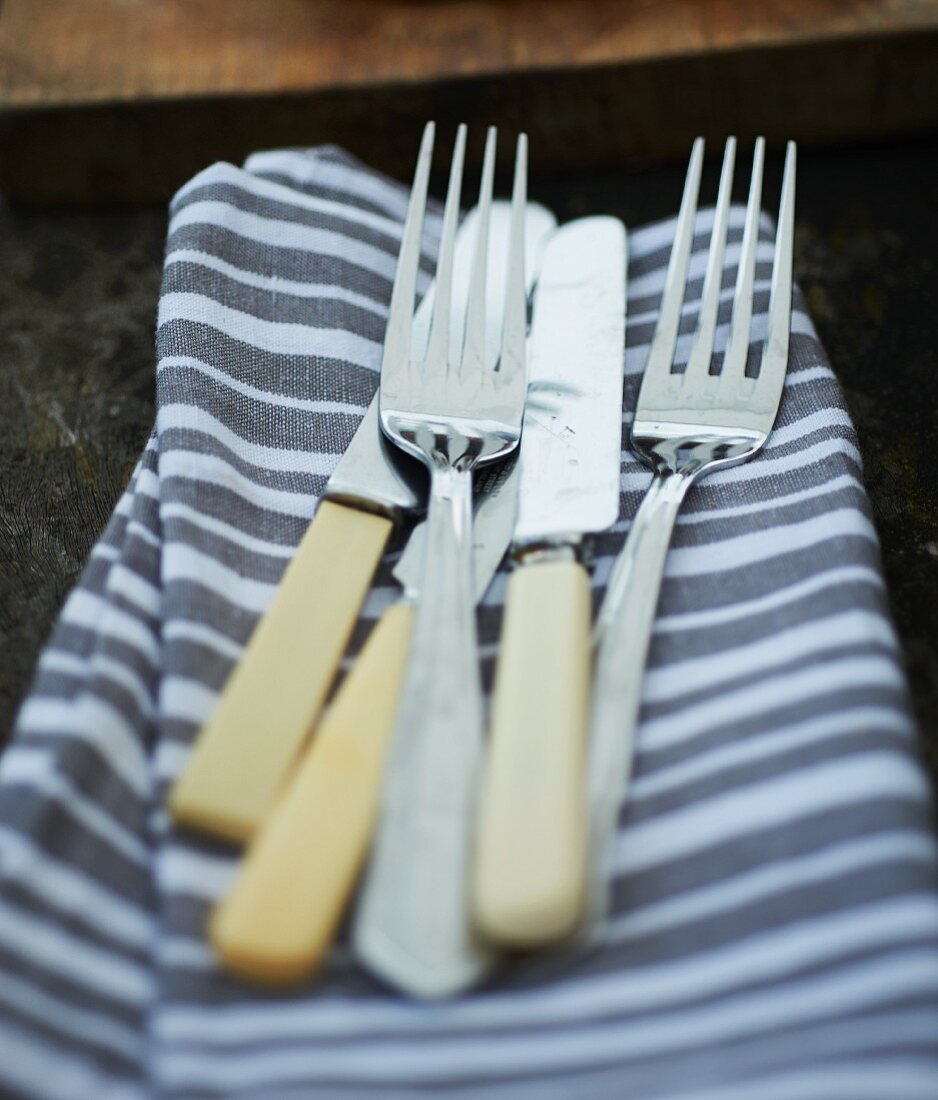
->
{"left": 168, "top": 202, "right": 556, "bottom": 844}
{"left": 210, "top": 459, "right": 517, "bottom": 984}
{"left": 473, "top": 216, "right": 627, "bottom": 947}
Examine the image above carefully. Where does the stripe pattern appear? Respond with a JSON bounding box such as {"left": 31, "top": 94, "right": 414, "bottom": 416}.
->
{"left": 2, "top": 145, "right": 937, "bottom": 1098}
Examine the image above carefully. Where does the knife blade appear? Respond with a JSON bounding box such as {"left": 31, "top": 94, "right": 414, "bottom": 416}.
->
{"left": 210, "top": 389, "right": 520, "bottom": 986}
{"left": 473, "top": 216, "right": 627, "bottom": 947}
{"left": 169, "top": 202, "right": 556, "bottom": 844}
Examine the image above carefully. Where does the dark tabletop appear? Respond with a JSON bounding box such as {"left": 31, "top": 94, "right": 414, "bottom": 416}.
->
{"left": 1, "top": 136, "right": 936, "bottom": 773}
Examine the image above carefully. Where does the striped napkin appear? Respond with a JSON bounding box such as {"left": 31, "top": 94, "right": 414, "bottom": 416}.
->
{"left": 2, "top": 146, "right": 937, "bottom": 1099}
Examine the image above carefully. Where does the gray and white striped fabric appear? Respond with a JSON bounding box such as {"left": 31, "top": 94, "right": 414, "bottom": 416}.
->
{"left": 2, "top": 146, "right": 937, "bottom": 1099}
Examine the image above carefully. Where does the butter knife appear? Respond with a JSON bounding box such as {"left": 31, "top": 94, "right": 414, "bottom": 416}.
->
{"left": 474, "top": 216, "right": 627, "bottom": 947}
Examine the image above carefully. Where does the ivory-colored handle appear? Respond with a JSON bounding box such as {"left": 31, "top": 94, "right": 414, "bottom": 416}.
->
{"left": 209, "top": 601, "right": 413, "bottom": 983}
{"left": 168, "top": 500, "right": 393, "bottom": 844}
{"left": 473, "top": 557, "right": 592, "bottom": 947}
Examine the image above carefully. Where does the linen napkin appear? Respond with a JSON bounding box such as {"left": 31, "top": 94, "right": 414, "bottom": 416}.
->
{"left": 1, "top": 145, "right": 937, "bottom": 1100}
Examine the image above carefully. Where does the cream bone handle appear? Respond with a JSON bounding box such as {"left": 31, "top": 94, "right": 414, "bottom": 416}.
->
{"left": 168, "top": 500, "right": 393, "bottom": 844}
{"left": 210, "top": 601, "right": 414, "bottom": 983}
{"left": 473, "top": 554, "right": 592, "bottom": 947}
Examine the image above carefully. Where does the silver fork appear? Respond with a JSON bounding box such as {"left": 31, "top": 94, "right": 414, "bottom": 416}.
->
{"left": 353, "top": 122, "right": 527, "bottom": 997}
{"left": 586, "top": 136, "right": 797, "bottom": 935}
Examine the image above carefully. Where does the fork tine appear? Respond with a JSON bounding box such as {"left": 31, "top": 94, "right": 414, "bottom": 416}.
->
{"left": 757, "top": 141, "right": 797, "bottom": 393}
{"left": 424, "top": 125, "right": 467, "bottom": 369}
{"left": 498, "top": 132, "right": 528, "bottom": 382}
{"left": 460, "top": 126, "right": 497, "bottom": 378}
{"left": 384, "top": 122, "right": 435, "bottom": 375}
{"left": 722, "top": 137, "right": 765, "bottom": 380}
{"left": 684, "top": 136, "right": 736, "bottom": 381}
{"left": 642, "top": 138, "right": 705, "bottom": 384}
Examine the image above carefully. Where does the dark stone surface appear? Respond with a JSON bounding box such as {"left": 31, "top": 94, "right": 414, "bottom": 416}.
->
{"left": 1, "top": 137, "right": 936, "bottom": 771}
{"left": 0, "top": 204, "right": 164, "bottom": 735}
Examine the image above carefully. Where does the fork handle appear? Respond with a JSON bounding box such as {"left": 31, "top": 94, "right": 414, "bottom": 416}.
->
{"left": 353, "top": 462, "right": 493, "bottom": 998}
{"left": 586, "top": 467, "right": 694, "bottom": 937}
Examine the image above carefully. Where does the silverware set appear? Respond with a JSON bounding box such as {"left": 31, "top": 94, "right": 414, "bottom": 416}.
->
{"left": 169, "top": 122, "right": 797, "bottom": 998}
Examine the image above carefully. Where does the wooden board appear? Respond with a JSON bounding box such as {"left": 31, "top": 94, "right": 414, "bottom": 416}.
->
{"left": 2, "top": 0, "right": 938, "bottom": 202}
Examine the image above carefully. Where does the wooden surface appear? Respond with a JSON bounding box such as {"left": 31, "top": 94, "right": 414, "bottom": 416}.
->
{"left": 4, "top": 0, "right": 937, "bottom": 106}
{"left": 2, "top": 0, "right": 938, "bottom": 201}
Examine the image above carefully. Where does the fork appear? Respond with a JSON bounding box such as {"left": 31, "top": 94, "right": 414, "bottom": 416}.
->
{"left": 353, "top": 122, "right": 527, "bottom": 997}
{"left": 586, "top": 136, "right": 797, "bottom": 935}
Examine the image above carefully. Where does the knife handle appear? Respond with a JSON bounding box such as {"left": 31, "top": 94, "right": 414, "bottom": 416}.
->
{"left": 210, "top": 601, "right": 414, "bottom": 983}
{"left": 168, "top": 500, "right": 393, "bottom": 844}
{"left": 474, "top": 557, "right": 591, "bottom": 947}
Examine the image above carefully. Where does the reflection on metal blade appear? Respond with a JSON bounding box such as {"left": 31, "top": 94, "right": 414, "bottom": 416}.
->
{"left": 513, "top": 216, "right": 627, "bottom": 549}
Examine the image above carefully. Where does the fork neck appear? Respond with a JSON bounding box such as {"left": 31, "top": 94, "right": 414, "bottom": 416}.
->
{"left": 633, "top": 429, "right": 763, "bottom": 480}
{"left": 393, "top": 423, "right": 486, "bottom": 475}
{"left": 427, "top": 462, "right": 474, "bottom": 539}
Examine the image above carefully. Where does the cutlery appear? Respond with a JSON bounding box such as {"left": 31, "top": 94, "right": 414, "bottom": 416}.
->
{"left": 210, "top": 460, "right": 517, "bottom": 983}
{"left": 353, "top": 122, "right": 528, "bottom": 998}
{"left": 168, "top": 196, "right": 553, "bottom": 844}
{"left": 586, "top": 136, "right": 797, "bottom": 934}
{"left": 208, "top": 215, "right": 535, "bottom": 983}
{"left": 473, "top": 216, "right": 627, "bottom": 947}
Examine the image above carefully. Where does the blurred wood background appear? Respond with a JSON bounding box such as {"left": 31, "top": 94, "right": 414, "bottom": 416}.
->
{"left": 2, "top": 0, "right": 938, "bottom": 200}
